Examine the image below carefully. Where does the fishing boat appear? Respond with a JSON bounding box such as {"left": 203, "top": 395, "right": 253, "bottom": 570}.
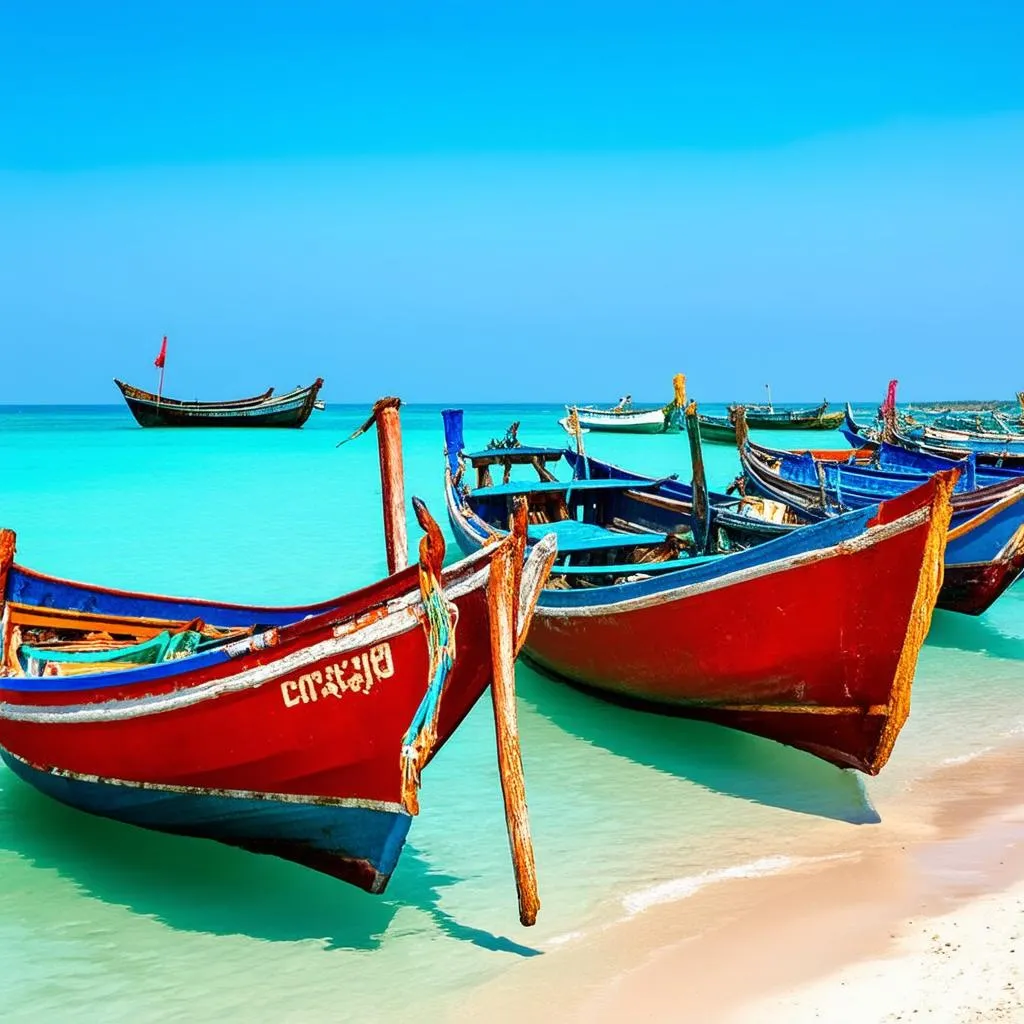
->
{"left": 114, "top": 378, "right": 325, "bottom": 428}
{"left": 901, "top": 394, "right": 1024, "bottom": 432}
{"left": 843, "top": 404, "right": 1024, "bottom": 471}
{"left": 442, "top": 405, "right": 954, "bottom": 775}
{"left": 0, "top": 400, "right": 556, "bottom": 924}
{"left": 729, "top": 399, "right": 844, "bottom": 430}
{"left": 737, "top": 416, "right": 1024, "bottom": 616}
{"left": 567, "top": 374, "right": 687, "bottom": 434}
{"left": 692, "top": 412, "right": 740, "bottom": 444}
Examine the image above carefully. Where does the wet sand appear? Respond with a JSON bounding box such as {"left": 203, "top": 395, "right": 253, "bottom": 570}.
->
{"left": 453, "top": 740, "right": 1024, "bottom": 1023}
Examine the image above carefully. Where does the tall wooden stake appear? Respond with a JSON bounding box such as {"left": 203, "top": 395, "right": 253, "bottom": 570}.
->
{"left": 488, "top": 499, "right": 539, "bottom": 926}
{"left": 684, "top": 401, "right": 711, "bottom": 555}
{"left": 374, "top": 399, "right": 409, "bottom": 575}
{"left": 0, "top": 528, "right": 15, "bottom": 603}
{"left": 336, "top": 396, "right": 409, "bottom": 575}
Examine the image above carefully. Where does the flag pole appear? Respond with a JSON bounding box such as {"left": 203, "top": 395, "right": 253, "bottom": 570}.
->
{"left": 155, "top": 335, "right": 168, "bottom": 406}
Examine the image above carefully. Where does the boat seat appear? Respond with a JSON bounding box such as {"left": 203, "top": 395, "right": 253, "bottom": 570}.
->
{"left": 527, "top": 521, "right": 671, "bottom": 554}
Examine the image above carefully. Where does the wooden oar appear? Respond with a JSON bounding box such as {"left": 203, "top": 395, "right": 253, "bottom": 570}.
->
{"left": 488, "top": 497, "right": 540, "bottom": 926}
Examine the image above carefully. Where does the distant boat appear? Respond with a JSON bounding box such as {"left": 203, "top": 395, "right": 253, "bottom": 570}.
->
{"left": 567, "top": 374, "right": 687, "bottom": 434}
{"left": 728, "top": 400, "right": 845, "bottom": 431}
{"left": 842, "top": 387, "right": 1024, "bottom": 471}
{"left": 724, "top": 384, "right": 845, "bottom": 431}
{"left": 114, "top": 378, "right": 325, "bottom": 428}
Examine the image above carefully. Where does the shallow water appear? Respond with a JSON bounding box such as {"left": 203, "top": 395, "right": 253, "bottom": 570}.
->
{"left": 0, "top": 403, "right": 1021, "bottom": 1022}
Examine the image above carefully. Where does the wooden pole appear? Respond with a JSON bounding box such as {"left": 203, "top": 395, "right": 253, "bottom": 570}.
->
{"left": 0, "top": 528, "right": 15, "bottom": 602}
{"left": 488, "top": 499, "right": 539, "bottom": 926}
{"left": 684, "top": 401, "right": 711, "bottom": 555}
{"left": 374, "top": 399, "right": 408, "bottom": 575}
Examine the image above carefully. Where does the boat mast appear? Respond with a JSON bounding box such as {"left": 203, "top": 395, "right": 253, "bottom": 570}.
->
{"left": 154, "top": 335, "right": 168, "bottom": 407}
{"left": 764, "top": 382, "right": 773, "bottom": 412}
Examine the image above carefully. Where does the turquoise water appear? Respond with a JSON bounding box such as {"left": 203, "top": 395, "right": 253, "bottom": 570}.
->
{"left": 0, "top": 404, "right": 1021, "bottom": 1022}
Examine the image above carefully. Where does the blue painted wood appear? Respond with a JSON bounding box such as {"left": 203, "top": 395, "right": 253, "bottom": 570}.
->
{"left": 526, "top": 521, "right": 669, "bottom": 553}
{"left": 472, "top": 477, "right": 666, "bottom": 499}
{"left": 6, "top": 568, "right": 318, "bottom": 630}
{"left": 2, "top": 752, "right": 412, "bottom": 885}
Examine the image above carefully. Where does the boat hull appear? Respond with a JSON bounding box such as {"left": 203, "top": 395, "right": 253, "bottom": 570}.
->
{"left": 572, "top": 406, "right": 678, "bottom": 434}
{"left": 695, "top": 415, "right": 738, "bottom": 443}
{"left": 1, "top": 751, "right": 412, "bottom": 891}
{"left": 520, "top": 493, "right": 942, "bottom": 773}
{"left": 730, "top": 404, "right": 844, "bottom": 431}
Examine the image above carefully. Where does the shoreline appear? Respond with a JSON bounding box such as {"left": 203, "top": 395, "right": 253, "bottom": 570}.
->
{"left": 453, "top": 738, "right": 1024, "bottom": 1023}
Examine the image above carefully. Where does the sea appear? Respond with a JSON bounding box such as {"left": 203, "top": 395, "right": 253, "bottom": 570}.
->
{"left": 0, "top": 403, "right": 1021, "bottom": 1022}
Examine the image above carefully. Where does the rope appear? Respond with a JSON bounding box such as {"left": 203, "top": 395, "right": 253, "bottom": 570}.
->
{"left": 399, "top": 563, "right": 459, "bottom": 814}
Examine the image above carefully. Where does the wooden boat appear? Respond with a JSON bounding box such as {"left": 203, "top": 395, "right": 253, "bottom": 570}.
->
{"left": 441, "top": 406, "right": 954, "bottom": 775}
{"left": 568, "top": 374, "right": 687, "bottom": 434}
{"left": 727, "top": 399, "right": 844, "bottom": 431}
{"left": 0, "top": 400, "right": 556, "bottom": 924}
{"left": 843, "top": 404, "right": 1024, "bottom": 471}
{"left": 901, "top": 395, "right": 1024, "bottom": 431}
{"left": 737, "top": 417, "right": 1024, "bottom": 616}
{"left": 114, "top": 378, "right": 325, "bottom": 428}
{"left": 693, "top": 413, "right": 739, "bottom": 444}
{"left": 696, "top": 400, "right": 844, "bottom": 444}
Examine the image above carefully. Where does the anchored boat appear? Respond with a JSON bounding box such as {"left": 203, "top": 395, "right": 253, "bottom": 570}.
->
{"left": 114, "top": 377, "right": 325, "bottom": 428}
{"left": 442, "top": 405, "right": 953, "bottom": 775}
{"left": 0, "top": 400, "right": 555, "bottom": 924}
{"left": 566, "top": 374, "right": 687, "bottom": 435}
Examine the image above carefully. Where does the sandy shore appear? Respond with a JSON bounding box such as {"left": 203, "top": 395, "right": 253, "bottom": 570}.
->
{"left": 453, "top": 741, "right": 1024, "bottom": 1023}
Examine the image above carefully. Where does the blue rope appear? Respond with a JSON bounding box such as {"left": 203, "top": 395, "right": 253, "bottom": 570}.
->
{"left": 400, "top": 568, "right": 458, "bottom": 811}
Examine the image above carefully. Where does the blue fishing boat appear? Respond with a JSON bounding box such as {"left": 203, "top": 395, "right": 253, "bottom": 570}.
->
{"left": 738, "top": 416, "right": 1024, "bottom": 615}
{"left": 843, "top": 389, "right": 1024, "bottom": 471}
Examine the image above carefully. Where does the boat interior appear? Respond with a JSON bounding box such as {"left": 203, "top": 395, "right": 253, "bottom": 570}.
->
{"left": 1, "top": 603, "right": 258, "bottom": 679}
{"left": 458, "top": 446, "right": 730, "bottom": 587}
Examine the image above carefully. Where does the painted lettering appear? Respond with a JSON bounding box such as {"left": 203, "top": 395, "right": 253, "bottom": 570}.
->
{"left": 281, "top": 643, "right": 395, "bottom": 709}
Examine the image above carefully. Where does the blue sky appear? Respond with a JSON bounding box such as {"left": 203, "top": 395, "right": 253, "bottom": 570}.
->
{"left": 2, "top": 2, "right": 1022, "bottom": 403}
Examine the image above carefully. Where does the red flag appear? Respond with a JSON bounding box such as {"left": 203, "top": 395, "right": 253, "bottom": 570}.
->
{"left": 154, "top": 336, "right": 167, "bottom": 369}
{"left": 881, "top": 378, "right": 898, "bottom": 418}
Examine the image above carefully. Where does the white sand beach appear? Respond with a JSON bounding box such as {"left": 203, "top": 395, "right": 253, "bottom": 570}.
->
{"left": 454, "top": 742, "right": 1024, "bottom": 1024}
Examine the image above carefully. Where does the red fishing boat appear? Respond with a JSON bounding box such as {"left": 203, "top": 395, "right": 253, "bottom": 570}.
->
{"left": 0, "top": 400, "right": 556, "bottom": 924}
{"left": 444, "top": 407, "right": 955, "bottom": 775}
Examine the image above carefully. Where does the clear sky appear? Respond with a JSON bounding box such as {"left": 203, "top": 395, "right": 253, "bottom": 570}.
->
{"left": 1, "top": 1, "right": 1022, "bottom": 403}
